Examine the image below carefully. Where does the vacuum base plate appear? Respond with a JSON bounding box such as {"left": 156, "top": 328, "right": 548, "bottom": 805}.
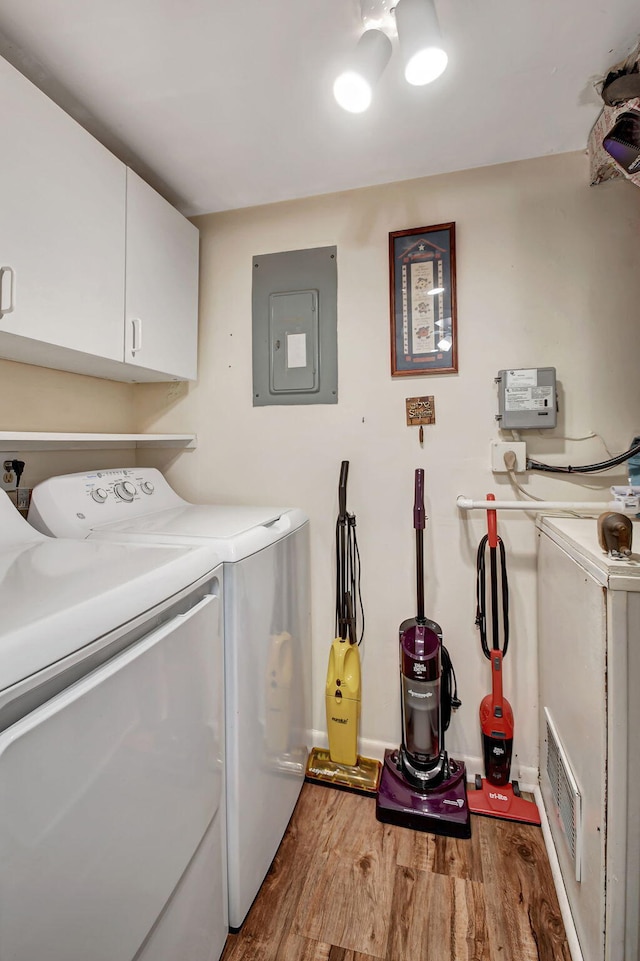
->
{"left": 305, "top": 747, "right": 381, "bottom": 796}
{"left": 376, "top": 749, "right": 471, "bottom": 838}
{"left": 468, "top": 778, "right": 541, "bottom": 825}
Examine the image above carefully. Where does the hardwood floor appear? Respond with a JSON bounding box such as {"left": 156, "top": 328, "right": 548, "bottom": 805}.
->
{"left": 221, "top": 783, "right": 571, "bottom": 961}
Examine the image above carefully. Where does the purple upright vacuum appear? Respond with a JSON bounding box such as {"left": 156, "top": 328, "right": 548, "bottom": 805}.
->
{"left": 376, "top": 469, "right": 470, "bottom": 838}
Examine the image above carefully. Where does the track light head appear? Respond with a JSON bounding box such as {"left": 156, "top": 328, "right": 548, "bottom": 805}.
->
{"left": 333, "top": 29, "right": 392, "bottom": 113}
{"left": 395, "top": 0, "right": 448, "bottom": 86}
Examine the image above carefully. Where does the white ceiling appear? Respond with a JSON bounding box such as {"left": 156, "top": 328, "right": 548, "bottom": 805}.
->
{"left": 0, "top": 1, "right": 637, "bottom": 216}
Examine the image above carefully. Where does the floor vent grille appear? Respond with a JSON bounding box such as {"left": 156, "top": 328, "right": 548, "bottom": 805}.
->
{"left": 544, "top": 708, "right": 582, "bottom": 882}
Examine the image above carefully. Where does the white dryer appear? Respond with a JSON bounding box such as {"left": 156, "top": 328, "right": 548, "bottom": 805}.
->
{"left": 537, "top": 516, "right": 640, "bottom": 961}
{"left": 29, "top": 466, "right": 312, "bottom": 929}
{"left": 0, "top": 489, "right": 227, "bottom": 961}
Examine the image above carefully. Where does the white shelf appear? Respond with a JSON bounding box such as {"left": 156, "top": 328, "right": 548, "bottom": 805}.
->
{"left": 0, "top": 432, "right": 196, "bottom": 451}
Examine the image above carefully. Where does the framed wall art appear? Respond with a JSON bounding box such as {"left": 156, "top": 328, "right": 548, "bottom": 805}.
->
{"left": 389, "top": 222, "right": 457, "bottom": 376}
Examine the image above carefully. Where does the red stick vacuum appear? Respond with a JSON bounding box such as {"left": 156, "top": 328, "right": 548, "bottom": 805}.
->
{"left": 468, "top": 494, "right": 540, "bottom": 825}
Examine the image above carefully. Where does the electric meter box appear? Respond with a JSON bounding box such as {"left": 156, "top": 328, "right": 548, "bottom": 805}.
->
{"left": 496, "top": 367, "right": 557, "bottom": 429}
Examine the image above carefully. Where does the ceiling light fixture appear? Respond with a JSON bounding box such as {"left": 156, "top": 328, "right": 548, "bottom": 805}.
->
{"left": 333, "top": 29, "right": 392, "bottom": 113}
{"left": 394, "top": 0, "right": 448, "bottom": 86}
{"left": 333, "top": 0, "right": 447, "bottom": 112}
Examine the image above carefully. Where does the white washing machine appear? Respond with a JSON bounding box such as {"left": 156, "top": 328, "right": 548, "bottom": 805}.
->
{"left": 0, "top": 489, "right": 227, "bottom": 961}
{"left": 29, "top": 466, "right": 312, "bottom": 929}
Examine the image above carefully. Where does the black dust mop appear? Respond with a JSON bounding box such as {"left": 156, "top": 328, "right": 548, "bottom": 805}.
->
{"left": 305, "top": 461, "right": 381, "bottom": 795}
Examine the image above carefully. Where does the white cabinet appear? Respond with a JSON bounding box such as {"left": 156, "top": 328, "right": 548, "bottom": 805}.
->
{"left": 0, "top": 57, "right": 199, "bottom": 383}
{"left": 0, "top": 56, "right": 125, "bottom": 365}
{"left": 124, "top": 170, "right": 199, "bottom": 381}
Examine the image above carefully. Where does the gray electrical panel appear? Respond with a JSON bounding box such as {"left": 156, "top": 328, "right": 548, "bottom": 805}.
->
{"left": 496, "top": 367, "right": 557, "bottom": 429}
{"left": 252, "top": 246, "right": 337, "bottom": 406}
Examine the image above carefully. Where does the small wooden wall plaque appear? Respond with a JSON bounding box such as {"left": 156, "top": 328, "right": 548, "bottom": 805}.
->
{"left": 405, "top": 395, "right": 435, "bottom": 426}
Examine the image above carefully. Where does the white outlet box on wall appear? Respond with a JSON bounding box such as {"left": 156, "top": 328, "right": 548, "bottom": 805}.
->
{"left": 491, "top": 441, "right": 527, "bottom": 472}
{"left": 0, "top": 451, "right": 19, "bottom": 491}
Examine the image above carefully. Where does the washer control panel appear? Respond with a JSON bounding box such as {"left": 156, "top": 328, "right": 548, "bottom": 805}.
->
{"left": 83, "top": 470, "right": 158, "bottom": 506}
{"left": 28, "top": 467, "right": 186, "bottom": 539}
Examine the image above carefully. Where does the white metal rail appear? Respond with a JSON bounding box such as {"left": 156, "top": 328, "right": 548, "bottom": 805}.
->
{"left": 456, "top": 496, "right": 623, "bottom": 513}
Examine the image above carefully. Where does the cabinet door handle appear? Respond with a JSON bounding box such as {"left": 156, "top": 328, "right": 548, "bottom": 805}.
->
{"left": 131, "top": 317, "right": 143, "bottom": 354}
{"left": 0, "top": 266, "right": 16, "bottom": 318}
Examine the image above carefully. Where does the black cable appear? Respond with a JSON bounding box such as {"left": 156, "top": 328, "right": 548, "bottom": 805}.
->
{"left": 475, "top": 535, "right": 488, "bottom": 655}
{"left": 441, "top": 645, "right": 460, "bottom": 733}
{"left": 351, "top": 516, "right": 365, "bottom": 645}
{"left": 500, "top": 540, "right": 509, "bottom": 655}
{"left": 335, "top": 517, "right": 342, "bottom": 638}
{"left": 11, "top": 460, "right": 25, "bottom": 487}
{"left": 334, "top": 512, "right": 364, "bottom": 645}
{"left": 475, "top": 534, "right": 509, "bottom": 659}
{"left": 527, "top": 438, "right": 640, "bottom": 475}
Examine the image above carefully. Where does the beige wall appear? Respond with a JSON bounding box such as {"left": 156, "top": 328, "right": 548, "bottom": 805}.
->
{"left": 0, "top": 359, "right": 138, "bottom": 485}
{"left": 0, "top": 359, "right": 135, "bottom": 433}
{"left": 135, "top": 150, "right": 640, "bottom": 778}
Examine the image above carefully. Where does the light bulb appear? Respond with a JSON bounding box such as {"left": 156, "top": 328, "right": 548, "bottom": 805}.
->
{"left": 333, "top": 71, "right": 373, "bottom": 113}
{"left": 395, "top": 0, "right": 448, "bottom": 87}
{"left": 405, "top": 47, "right": 448, "bottom": 86}
{"left": 333, "top": 29, "right": 392, "bottom": 114}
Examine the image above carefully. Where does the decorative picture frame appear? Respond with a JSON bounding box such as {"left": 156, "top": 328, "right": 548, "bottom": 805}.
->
{"left": 389, "top": 222, "right": 457, "bottom": 376}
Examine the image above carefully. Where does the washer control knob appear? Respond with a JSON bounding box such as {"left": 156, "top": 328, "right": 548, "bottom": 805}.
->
{"left": 91, "top": 488, "right": 108, "bottom": 503}
{"left": 115, "top": 481, "right": 136, "bottom": 502}
{"left": 140, "top": 481, "right": 155, "bottom": 495}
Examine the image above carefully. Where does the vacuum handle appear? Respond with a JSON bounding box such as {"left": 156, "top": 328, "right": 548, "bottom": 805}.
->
{"left": 414, "top": 469, "right": 425, "bottom": 530}
{"left": 491, "top": 648, "right": 505, "bottom": 712}
{"left": 486, "top": 494, "right": 500, "bottom": 650}
{"left": 486, "top": 493, "right": 498, "bottom": 548}
{"left": 414, "top": 469, "right": 425, "bottom": 620}
{"left": 338, "top": 461, "right": 349, "bottom": 521}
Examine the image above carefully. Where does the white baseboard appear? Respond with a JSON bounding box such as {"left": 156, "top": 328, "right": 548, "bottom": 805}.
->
{"left": 310, "top": 732, "right": 539, "bottom": 793}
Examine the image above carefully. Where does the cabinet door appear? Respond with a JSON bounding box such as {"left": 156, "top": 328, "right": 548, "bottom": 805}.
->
{"left": 125, "top": 169, "right": 199, "bottom": 380}
{"left": 0, "top": 57, "right": 125, "bottom": 361}
{"left": 0, "top": 592, "right": 224, "bottom": 961}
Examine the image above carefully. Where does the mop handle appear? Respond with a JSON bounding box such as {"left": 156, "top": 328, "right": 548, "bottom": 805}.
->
{"left": 337, "top": 461, "right": 349, "bottom": 639}
{"left": 338, "top": 460, "right": 349, "bottom": 521}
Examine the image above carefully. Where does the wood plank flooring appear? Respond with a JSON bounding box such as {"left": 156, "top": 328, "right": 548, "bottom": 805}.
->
{"left": 221, "top": 783, "right": 571, "bottom": 961}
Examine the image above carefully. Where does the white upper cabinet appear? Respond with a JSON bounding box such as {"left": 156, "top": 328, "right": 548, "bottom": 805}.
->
{"left": 0, "top": 57, "right": 125, "bottom": 363}
{"left": 124, "top": 170, "right": 199, "bottom": 381}
{"left": 0, "top": 56, "right": 199, "bottom": 383}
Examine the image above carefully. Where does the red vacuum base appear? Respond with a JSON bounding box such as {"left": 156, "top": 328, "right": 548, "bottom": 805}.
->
{"left": 468, "top": 777, "right": 540, "bottom": 825}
